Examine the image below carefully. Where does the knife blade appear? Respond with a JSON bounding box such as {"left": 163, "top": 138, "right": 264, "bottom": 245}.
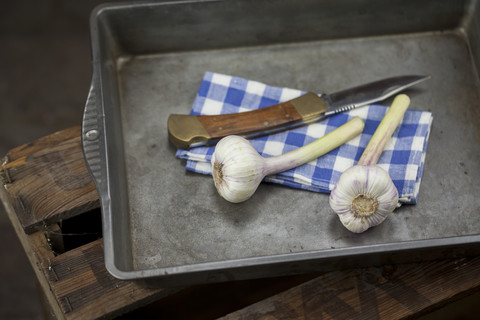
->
{"left": 168, "top": 75, "right": 430, "bottom": 149}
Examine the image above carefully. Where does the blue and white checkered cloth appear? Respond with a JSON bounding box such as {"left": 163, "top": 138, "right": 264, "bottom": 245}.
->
{"left": 176, "top": 72, "right": 433, "bottom": 204}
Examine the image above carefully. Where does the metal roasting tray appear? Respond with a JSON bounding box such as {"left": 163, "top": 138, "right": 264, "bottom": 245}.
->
{"left": 82, "top": 0, "right": 480, "bottom": 284}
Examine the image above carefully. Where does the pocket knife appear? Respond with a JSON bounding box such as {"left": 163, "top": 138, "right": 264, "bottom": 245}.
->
{"left": 168, "top": 75, "right": 430, "bottom": 149}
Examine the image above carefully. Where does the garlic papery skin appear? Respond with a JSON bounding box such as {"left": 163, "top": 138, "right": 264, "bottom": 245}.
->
{"left": 329, "top": 165, "right": 399, "bottom": 233}
{"left": 211, "top": 135, "right": 266, "bottom": 203}
{"left": 212, "top": 117, "right": 365, "bottom": 203}
{"left": 329, "top": 94, "right": 410, "bottom": 233}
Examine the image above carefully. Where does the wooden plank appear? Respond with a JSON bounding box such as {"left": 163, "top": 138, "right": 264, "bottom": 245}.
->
{"left": 123, "top": 273, "right": 321, "bottom": 319}
{"left": 0, "top": 126, "right": 99, "bottom": 233}
{"left": 44, "top": 239, "right": 172, "bottom": 320}
{"left": 0, "top": 126, "right": 169, "bottom": 318}
{"left": 221, "top": 257, "right": 480, "bottom": 319}
{"left": 0, "top": 127, "right": 172, "bottom": 319}
{"left": 45, "top": 238, "right": 320, "bottom": 320}
{"left": 1, "top": 177, "right": 72, "bottom": 319}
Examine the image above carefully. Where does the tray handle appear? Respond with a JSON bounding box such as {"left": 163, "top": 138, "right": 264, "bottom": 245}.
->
{"left": 81, "top": 82, "right": 106, "bottom": 192}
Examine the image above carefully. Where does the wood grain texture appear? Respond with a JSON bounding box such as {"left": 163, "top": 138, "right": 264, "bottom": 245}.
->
{"left": 197, "top": 100, "right": 302, "bottom": 139}
{"left": 0, "top": 126, "right": 99, "bottom": 233}
{"left": 0, "top": 181, "right": 65, "bottom": 319}
{"left": 221, "top": 257, "right": 480, "bottom": 320}
{"left": 44, "top": 239, "right": 173, "bottom": 320}
{"left": 0, "top": 127, "right": 169, "bottom": 319}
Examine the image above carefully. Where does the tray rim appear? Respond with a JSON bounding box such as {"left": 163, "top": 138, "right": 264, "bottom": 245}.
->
{"left": 108, "top": 233, "right": 480, "bottom": 280}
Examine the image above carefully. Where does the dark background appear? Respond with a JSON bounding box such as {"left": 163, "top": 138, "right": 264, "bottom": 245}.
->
{"left": 0, "top": 1, "right": 479, "bottom": 319}
{"left": 0, "top": 1, "right": 114, "bottom": 318}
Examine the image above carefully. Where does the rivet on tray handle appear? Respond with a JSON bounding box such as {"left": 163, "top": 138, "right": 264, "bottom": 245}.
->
{"left": 168, "top": 92, "right": 326, "bottom": 149}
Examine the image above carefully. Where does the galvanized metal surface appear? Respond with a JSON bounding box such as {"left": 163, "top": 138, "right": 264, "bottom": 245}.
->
{"left": 83, "top": 0, "right": 480, "bottom": 282}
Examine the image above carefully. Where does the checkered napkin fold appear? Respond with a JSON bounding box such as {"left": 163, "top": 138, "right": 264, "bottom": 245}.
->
{"left": 176, "top": 72, "right": 433, "bottom": 204}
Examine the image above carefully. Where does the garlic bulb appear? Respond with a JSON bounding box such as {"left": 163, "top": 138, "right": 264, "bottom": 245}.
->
{"left": 212, "top": 117, "right": 365, "bottom": 203}
{"left": 329, "top": 165, "right": 399, "bottom": 233}
{"left": 211, "top": 135, "right": 266, "bottom": 203}
{"left": 329, "top": 94, "right": 410, "bottom": 233}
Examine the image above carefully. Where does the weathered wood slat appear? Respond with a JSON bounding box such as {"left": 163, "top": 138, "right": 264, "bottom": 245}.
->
{"left": 1, "top": 126, "right": 99, "bottom": 233}
{"left": 44, "top": 239, "right": 173, "bottom": 320}
{"left": 221, "top": 256, "right": 480, "bottom": 319}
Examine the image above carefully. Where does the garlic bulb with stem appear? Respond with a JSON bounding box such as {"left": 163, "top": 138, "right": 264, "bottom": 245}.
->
{"left": 329, "top": 94, "right": 411, "bottom": 233}
{"left": 211, "top": 116, "right": 365, "bottom": 203}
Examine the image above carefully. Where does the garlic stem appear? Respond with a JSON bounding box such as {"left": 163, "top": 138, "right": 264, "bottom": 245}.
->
{"left": 264, "top": 116, "right": 365, "bottom": 176}
{"left": 358, "top": 94, "right": 411, "bottom": 166}
{"left": 212, "top": 116, "right": 364, "bottom": 203}
{"left": 329, "top": 94, "right": 411, "bottom": 233}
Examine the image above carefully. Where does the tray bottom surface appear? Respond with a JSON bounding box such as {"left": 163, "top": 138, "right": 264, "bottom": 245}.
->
{"left": 116, "top": 31, "right": 480, "bottom": 271}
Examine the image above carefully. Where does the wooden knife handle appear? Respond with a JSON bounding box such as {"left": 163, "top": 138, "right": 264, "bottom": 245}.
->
{"left": 168, "top": 92, "right": 326, "bottom": 149}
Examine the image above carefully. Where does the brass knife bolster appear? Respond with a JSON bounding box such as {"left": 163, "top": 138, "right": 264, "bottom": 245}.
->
{"left": 167, "top": 92, "right": 327, "bottom": 149}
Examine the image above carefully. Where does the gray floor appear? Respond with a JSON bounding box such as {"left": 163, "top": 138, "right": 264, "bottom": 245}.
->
{"left": 1, "top": 1, "right": 479, "bottom": 319}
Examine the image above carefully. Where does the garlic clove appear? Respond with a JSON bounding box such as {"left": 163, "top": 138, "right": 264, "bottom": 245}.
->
{"left": 329, "top": 165, "right": 399, "bottom": 233}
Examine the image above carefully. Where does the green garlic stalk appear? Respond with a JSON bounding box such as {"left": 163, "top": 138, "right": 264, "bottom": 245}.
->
{"left": 212, "top": 116, "right": 365, "bottom": 203}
